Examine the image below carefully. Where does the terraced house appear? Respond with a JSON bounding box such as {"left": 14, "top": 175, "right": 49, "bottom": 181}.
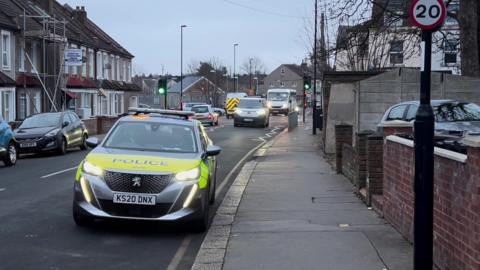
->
{"left": 0, "top": 0, "right": 139, "bottom": 122}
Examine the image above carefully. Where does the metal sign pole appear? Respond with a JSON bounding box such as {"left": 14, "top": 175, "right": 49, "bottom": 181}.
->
{"left": 312, "top": 0, "right": 318, "bottom": 135}
{"left": 413, "top": 29, "right": 434, "bottom": 270}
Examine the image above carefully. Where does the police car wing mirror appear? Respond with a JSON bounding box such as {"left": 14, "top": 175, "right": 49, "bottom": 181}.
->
{"left": 86, "top": 137, "right": 100, "bottom": 148}
{"left": 206, "top": 145, "right": 222, "bottom": 156}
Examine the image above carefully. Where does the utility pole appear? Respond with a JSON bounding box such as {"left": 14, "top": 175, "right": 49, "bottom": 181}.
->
{"left": 249, "top": 58, "right": 253, "bottom": 90}
{"left": 312, "top": 0, "right": 318, "bottom": 135}
{"left": 233, "top": 43, "right": 238, "bottom": 92}
{"left": 180, "top": 25, "right": 187, "bottom": 110}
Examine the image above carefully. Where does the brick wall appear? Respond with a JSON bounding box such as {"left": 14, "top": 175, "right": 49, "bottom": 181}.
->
{"left": 341, "top": 144, "right": 357, "bottom": 184}
{"left": 335, "top": 124, "right": 353, "bottom": 174}
{"left": 366, "top": 134, "right": 383, "bottom": 206}
{"left": 80, "top": 116, "right": 119, "bottom": 136}
{"left": 357, "top": 131, "right": 373, "bottom": 190}
{"left": 383, "top": 136, "right": 480, "bottom": 270}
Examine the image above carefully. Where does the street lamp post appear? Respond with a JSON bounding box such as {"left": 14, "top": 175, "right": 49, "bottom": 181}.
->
{"left": 180, "top": 25, "right": 187, "bottom": 110}
{"left": 223, "top": 74, "right": 229, "bottom": 93}
{"left": 210, "top": 69, "right": 218, "bottom": 106}
{"left": 312, "top": 0, "right": 318, "bottom": 135}
{"left": 249, "top": 58, "right": 253, "bottom": 90}
{"left": 233, "top": 43, "right": 238, "bottom": 92}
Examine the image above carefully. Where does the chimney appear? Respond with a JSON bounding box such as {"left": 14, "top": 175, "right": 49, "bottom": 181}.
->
{"left": 72, "top": 6, "right": 87, "bottom": 23}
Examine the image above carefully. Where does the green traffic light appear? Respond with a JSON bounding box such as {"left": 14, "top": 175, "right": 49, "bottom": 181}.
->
{"left": 159, "top": 88, "right": 166, "bottom": 95}
{"left": 304, "top": 84, "right": 310, "bottom": 90}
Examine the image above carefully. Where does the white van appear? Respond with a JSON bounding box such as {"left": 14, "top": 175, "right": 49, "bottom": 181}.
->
{"left": 266, "top": 89, "right": 297, "bottom": 115}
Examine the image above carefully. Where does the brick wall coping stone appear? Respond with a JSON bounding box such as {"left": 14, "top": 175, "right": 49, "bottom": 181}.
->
{"left": 379, "top": 120, "right": 413, "bottom": 127}
{"left": 386, "top": 135, "right": 467, "bottom": 163}
{"left": 462, "top": 135, "right": 480, "bottom": 147}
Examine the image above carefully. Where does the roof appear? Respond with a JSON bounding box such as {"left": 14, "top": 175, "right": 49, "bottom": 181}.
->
{"left": 119, "top": 113, "right": 196, "bottom": 126}
{"left": 0, "top": 71, "right": 15, "bottom": 87}
{"left": 168, "top": 76, "right": 203, "bottom": 93}
{"left": 283, "top": 64, "right": 307, "bottom": 77}
{"left": 16, "top": 74, "right": 42, "bottom": 87}
{"left": 0, "top": 1, "right": 17, "bottom": 30}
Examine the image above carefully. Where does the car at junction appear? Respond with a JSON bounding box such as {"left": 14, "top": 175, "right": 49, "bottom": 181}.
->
{"left": 0, "top": 115, "right": 17, "bottom": 166}
{"left": 378, "top": 100, "right": 480, "bottom": 137}
{"left": 14, "top": 111, "right": 88, "bottom": 155}
{"left": 191, "top": 105, "right": 219, "bottom": 126}
{"left": 72, "top": 108, "right": 221, "bottom": 231}
{"left": 183, "top": 102, "right": 206, "bottom": 112}
{"left": 234, "top": 97, "right": 270, "bottom": 128}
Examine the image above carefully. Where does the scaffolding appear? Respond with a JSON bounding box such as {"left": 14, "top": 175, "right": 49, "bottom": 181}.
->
{"left": 20, "top": 9, "right": 68, "bottom": 114}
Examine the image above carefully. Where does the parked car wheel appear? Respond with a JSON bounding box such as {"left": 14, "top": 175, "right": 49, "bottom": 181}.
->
{"left": 58, "top": 137, "right": 67, "bottom": 155}
{"left": 3, "top": 142, "right": 17, "bottom": 166}
{"left": 80, "top": 135, "right": 88, "bottom": 151}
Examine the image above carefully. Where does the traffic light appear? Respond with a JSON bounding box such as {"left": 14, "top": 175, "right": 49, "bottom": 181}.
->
{"left": 158, "top": 78, "right": 167, "bottom": 95}
{"left": 303, "top": 76, "right": 312, "bottom": 91}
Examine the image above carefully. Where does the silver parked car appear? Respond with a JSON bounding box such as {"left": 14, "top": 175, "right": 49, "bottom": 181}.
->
{"left": 234, "top": 97, "right": 270, "bottom": 128}
{"left": 378, "top": 100, "right": 480, "bottom": 137}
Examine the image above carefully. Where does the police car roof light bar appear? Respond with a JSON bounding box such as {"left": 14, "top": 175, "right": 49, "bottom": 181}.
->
{"left": 128, "top": 107, "right": 194, "bottom": 120}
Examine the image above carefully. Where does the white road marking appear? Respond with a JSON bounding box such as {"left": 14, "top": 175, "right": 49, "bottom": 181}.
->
{"left": 0, "top": 188, "right": 6, "bottom": 192}
{"left": 165, "top": 236, "right": 192, "bottom": 270}
{"left": 41, "top": 166, "right": 78, "bottom": 179}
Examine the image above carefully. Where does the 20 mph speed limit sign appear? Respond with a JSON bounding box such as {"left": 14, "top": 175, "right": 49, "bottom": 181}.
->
{"left": 410, "top": 0, "right": 446, "bottom": 30}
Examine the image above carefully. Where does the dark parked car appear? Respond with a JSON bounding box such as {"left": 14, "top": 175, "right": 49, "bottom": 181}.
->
{"left": 0, "top": 115, "right": 17, "bottom": 166}
{"left": 378, "top": 100, "right": 480, "bottom": 137}
{"left": 15, "top": 111, "right": 89, "bottom": 155}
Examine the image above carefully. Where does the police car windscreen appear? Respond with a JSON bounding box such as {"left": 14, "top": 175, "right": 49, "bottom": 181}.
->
{"left": 192, "top": 106, "right": 209, "bottom": 113}
{"left": 104, "top": 122, "right": 197, "bottom": 153}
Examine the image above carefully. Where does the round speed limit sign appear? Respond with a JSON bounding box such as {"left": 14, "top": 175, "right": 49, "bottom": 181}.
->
{"left": 410, "top": 0, "right": 446, "bottom": 30}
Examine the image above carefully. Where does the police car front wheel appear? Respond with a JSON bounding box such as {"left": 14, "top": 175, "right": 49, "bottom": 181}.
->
{"left": 73, "top": 204, "right": 94, "bottom": 227}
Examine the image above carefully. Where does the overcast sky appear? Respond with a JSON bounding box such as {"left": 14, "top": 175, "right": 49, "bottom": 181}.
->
{"left": 58, "top": 0, "right": 313, "bottom": 75}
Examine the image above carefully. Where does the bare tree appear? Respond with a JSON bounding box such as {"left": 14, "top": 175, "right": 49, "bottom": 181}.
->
{"left": 240, "top": 57, "right": 266, "bottom": 75}
{"left": 307, "top": 0, "right": 467, "bottom": 74}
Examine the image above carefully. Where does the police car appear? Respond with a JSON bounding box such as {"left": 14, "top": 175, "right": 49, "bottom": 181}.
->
{"left": 72, "top": 108, "right": 221, "bottom": 231}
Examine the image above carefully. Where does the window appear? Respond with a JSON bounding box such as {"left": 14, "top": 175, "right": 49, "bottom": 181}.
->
{"left": 387, "top": 105, "right": 408, "bottom": 121}
{"left": 19, "top": 93, "right": 27, "bottom": 119}
{"left": 81, "top": 93, "right": 92, "bottom": 108}
{"left": 292, "top": 81, "right": 297, "bottom": 87}
{"left": 122, "top": 61, "right": 126, "bottom": 81}
{"left": 280, "top": 81, "right": 285, "bottom": 87}
{"left": 446, "top": 0, "right": 459, "bottom": 25}
{"left": 0, "top": 90, "right": 15, "bottom": 121}
{"left": 1, "top": 31, "right": 11, "bottom": 70}
{"left": 405, "top": 104, "right": 419, "bottom": 121}
{"left": 32, "top": 42, "right": 38, "bottom": 72}
{"left": 126, "top": 61, "right": 131, "bottom": 82}
{"left": 101, "top": 96, "right": 108, "bottom": 115}
{"left": 96, "top": 51, "right": 102, "bottom": 79}
{"left": 269, "top": 82, "right": 274, "bottom": 87}
{"left": 81, "top": 47, "right": 87, "bottom": 77}
{"left": 389, "top": 41, "right": 404, "bottom": 65}
{"left": 116, "top": 56, "right": 120, "bottom": 81}
{"left": 444, "top": 39, "right": 458, "bottom": 65}
{"left": 88, "top": 50, "right": 94, "bottom": 78}
{"left": 111, "top": 93, "right": 123, "bottom": 115}
{"left": 18, "top": 46, "right": 25, "bottom": 72}
{"left": 280, "top": 68, "right": 285, "bottom": 74}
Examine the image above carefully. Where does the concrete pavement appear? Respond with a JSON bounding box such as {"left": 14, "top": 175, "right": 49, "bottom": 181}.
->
{"left": 192, "top": 121, "right": 413, "bottom": 270}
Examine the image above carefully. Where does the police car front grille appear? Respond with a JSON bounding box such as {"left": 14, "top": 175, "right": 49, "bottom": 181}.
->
{"left": 104, "top": 171, "right": 172, "bottom": 194}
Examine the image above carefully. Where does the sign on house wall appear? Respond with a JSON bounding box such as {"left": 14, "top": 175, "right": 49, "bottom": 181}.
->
{"left": 64, "top": 49, "right": 83, "bottom": 66}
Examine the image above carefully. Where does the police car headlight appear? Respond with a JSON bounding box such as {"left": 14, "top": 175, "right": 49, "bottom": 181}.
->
{"left": 83, "top": 161, "right": 104, "bottom": 177}
{"left": 175, "top": 167, "right": 200, "bottom": 181}
{"left": 235, "top": 109, "right": 243, "bottom": 115}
